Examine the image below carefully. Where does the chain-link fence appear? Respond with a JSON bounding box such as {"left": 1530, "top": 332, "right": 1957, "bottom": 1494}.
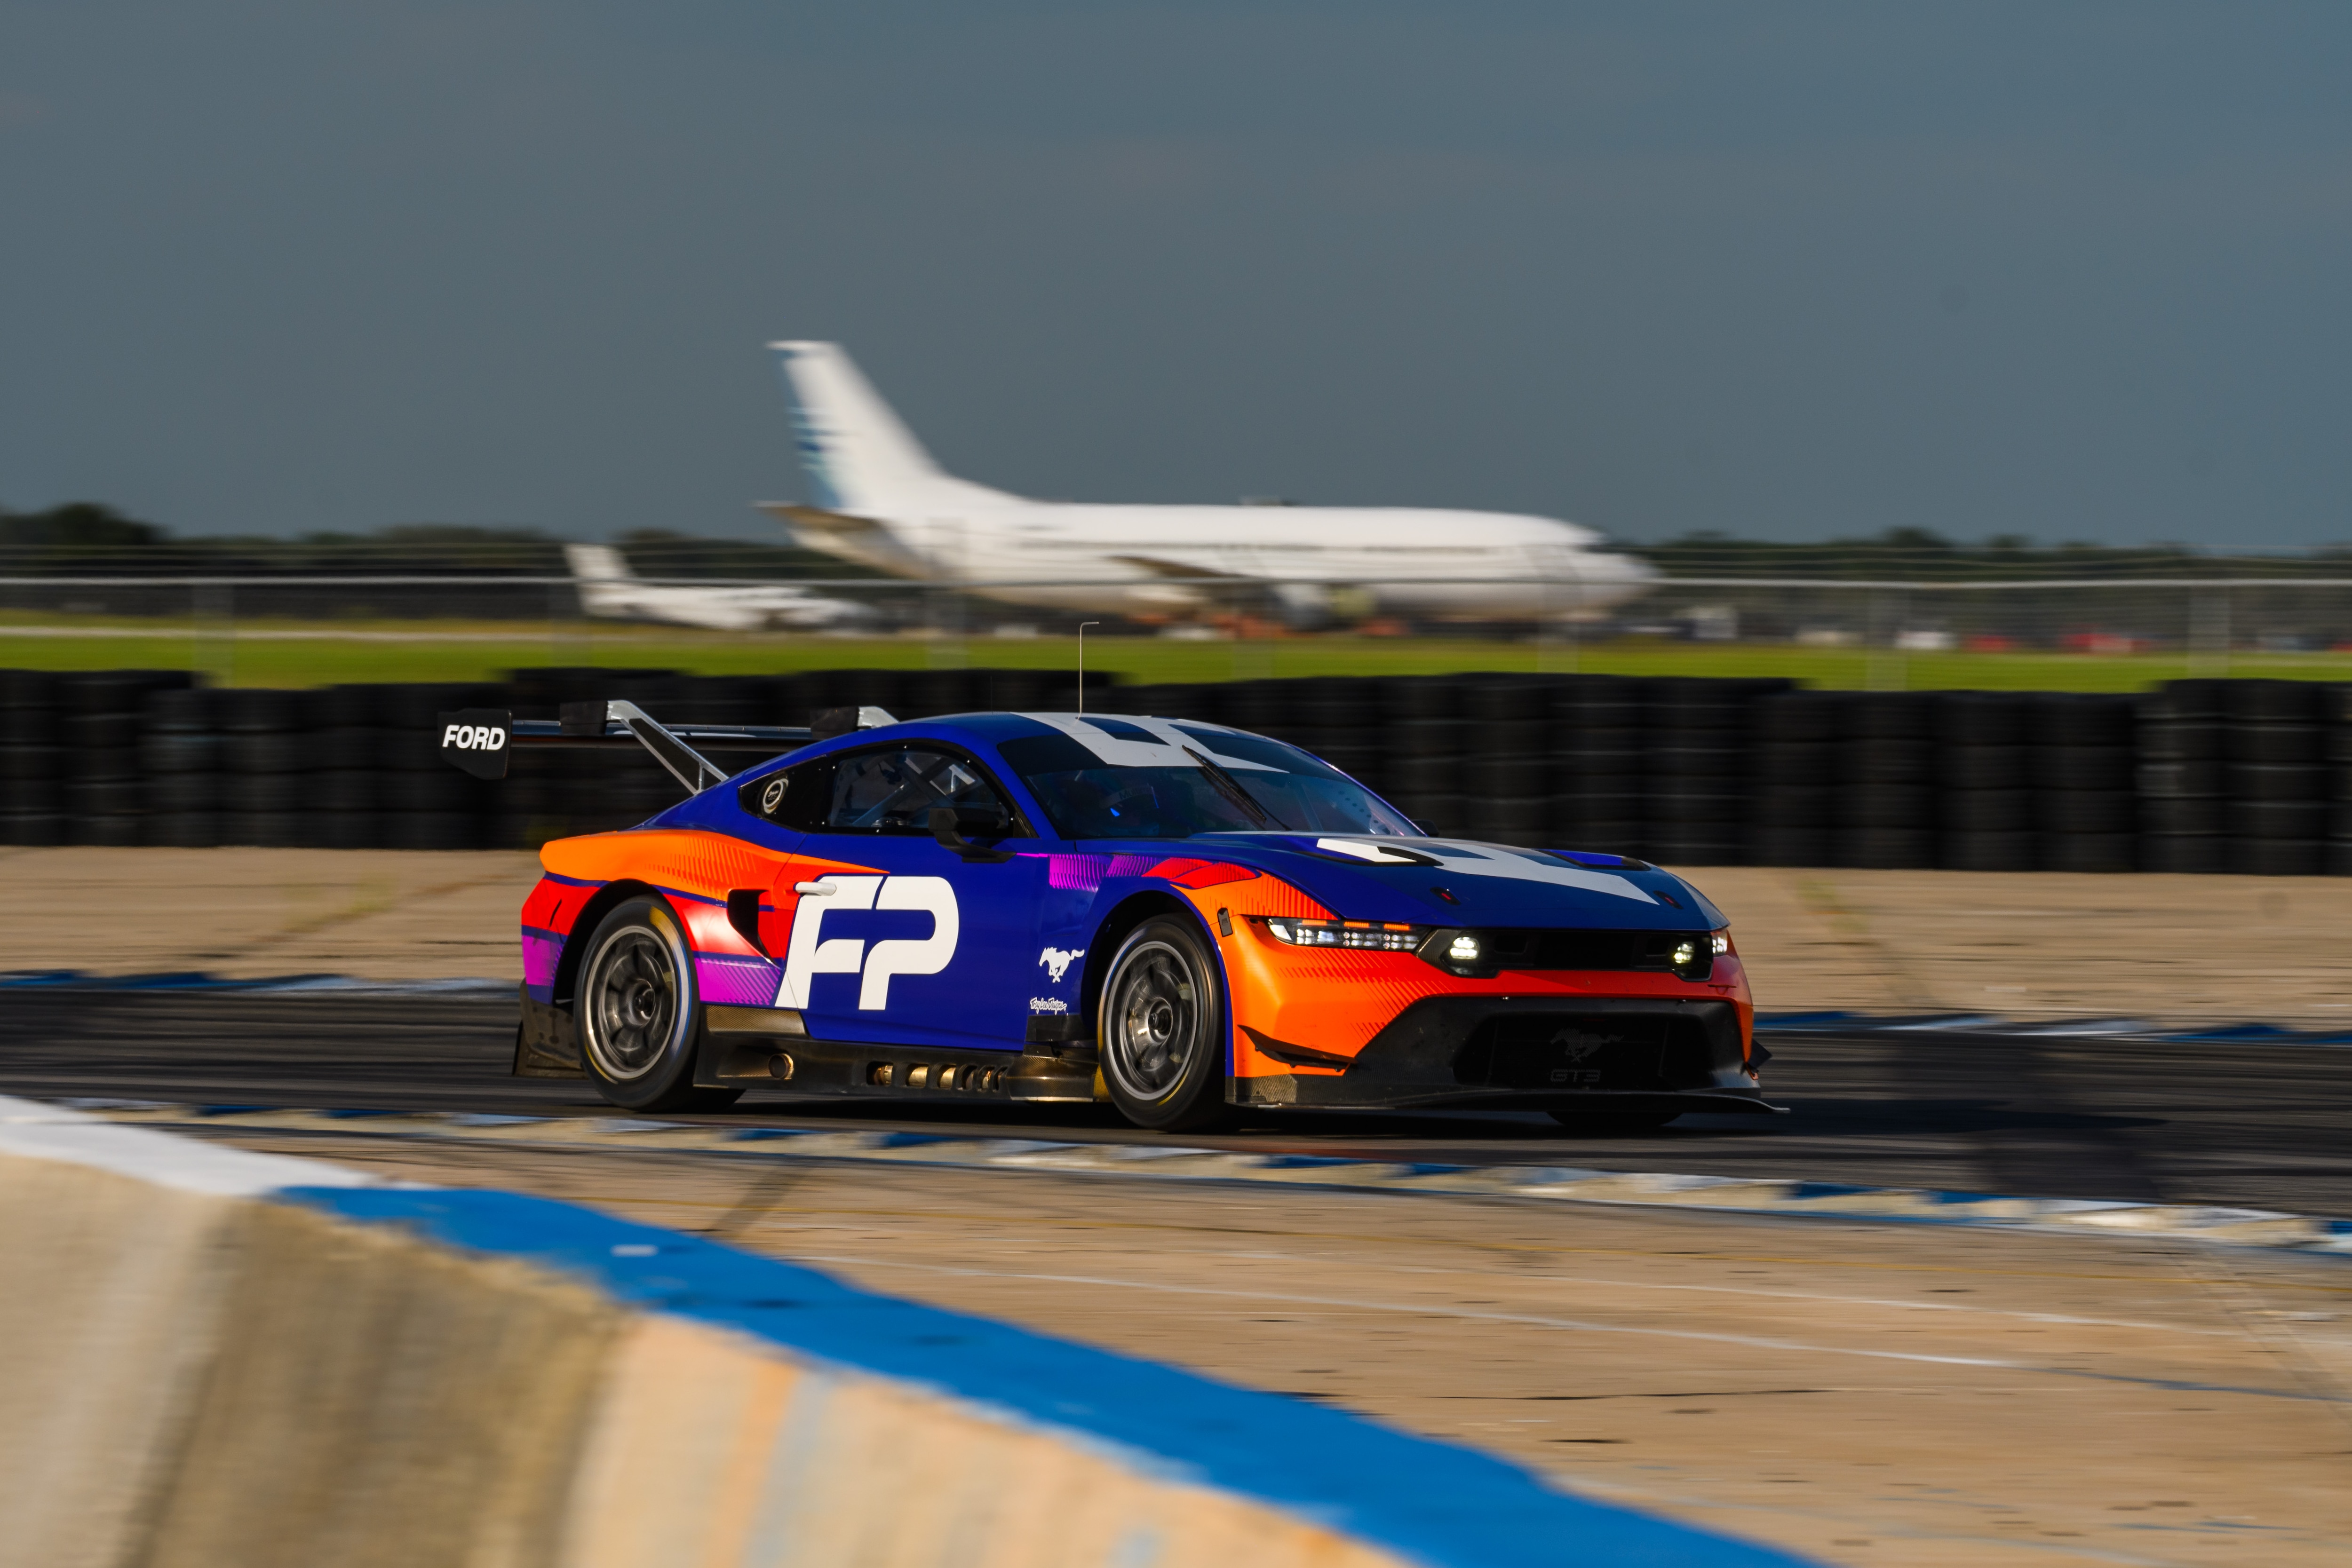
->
{"left": 8, "top": 572, "right": 2352, "bottom": 683}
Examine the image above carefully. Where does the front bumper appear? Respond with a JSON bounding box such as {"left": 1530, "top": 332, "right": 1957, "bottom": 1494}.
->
{"left": 1233, "top": 994, "right": 1780, "bottom": 1114}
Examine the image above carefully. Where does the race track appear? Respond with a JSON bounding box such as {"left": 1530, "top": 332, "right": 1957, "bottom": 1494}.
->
{"left": 3, "top": 990, "right": 2346, "bottom": 1214}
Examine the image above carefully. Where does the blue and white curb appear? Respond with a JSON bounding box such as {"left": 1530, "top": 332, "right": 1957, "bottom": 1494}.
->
{"left": 0, "top": 1096, "right": 1812, "bottom": 1568}
{"left": 71, "top": 1099, "right": 2352, "bottom": 1257}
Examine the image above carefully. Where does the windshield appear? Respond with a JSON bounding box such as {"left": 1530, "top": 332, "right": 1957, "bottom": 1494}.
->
{"left": 998, "top": 720, "right": 1417, "bottom": 840}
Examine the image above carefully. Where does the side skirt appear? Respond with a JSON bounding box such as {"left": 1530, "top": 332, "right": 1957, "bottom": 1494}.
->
{"left": 693, "top": 1009, "right": 1098, "bottom": 1103}
{"left": 1234, "top": 1073, "right": 1783, "bottom": 1115}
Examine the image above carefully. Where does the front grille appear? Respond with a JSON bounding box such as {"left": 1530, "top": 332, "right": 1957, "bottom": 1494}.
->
{"left": 1473, "top": 928, "right": 1708, "bottom": 973}
{"left": 1452, "top": 1010, "right": 1728, "bottom": 1092}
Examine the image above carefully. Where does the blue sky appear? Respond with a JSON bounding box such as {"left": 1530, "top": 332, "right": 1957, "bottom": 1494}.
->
{"left": 3, "top": 2, "right": 2349, "bottom": 545}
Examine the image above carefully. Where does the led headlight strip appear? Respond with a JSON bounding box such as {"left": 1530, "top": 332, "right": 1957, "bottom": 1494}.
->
{"left": 1261, "top": 917, "right": 1427, "bottom": 952}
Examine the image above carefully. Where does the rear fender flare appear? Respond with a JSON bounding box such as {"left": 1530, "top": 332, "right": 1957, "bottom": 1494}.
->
{"left": 551, "top": 879, "right": 663, "bottom": 1006}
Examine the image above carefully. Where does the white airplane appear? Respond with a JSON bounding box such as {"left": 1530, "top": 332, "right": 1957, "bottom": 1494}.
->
{"left": 563, "top": 543, "right": 874, "bottom": 633}
{"left": 756, "top": 342, "right": 1654, "bottom": 626}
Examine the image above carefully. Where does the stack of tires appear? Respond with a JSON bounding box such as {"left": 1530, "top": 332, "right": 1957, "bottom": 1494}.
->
{"left": 1645, "top": 678, "right": 1777, "bottom": 865}
{"left": 897, "top": 668, "right": 972, "bottom": 721}
{"left": 1387, "top": 678, "right": 1466, "bottom": 838}
{"left": 1308, "top": 678, "right": 1387, "bottom": 802}
{"left": 217, "top": 689, "right": 312, "bottom": 847}
{"left": 2330, "top": 686, "right": 2352, "bottom": 878}
{"left": 308, "top": 685, "right": 385, "bottom": 849}
{"left": 381, "top": 683, "right": 496, "bottom": 849}
{"left": 1552, "top": 676, "right": 1647, "bottom": 859}
{"left": 2032, "top": 694, "right": 2138, "bottom": 872}
{"left": 1460, "top": 678, "right": 1551, "bottom": 847}
{"left": 1840, "top": 693, "right": 1937, "bottom": 869}
{"left": 1750, "top": 690, "right": 1843, "bottom": 869}
{"left": 2137, "top": 681, "right": 2227, "bottom": 874}
{"left": 0, "top": 671, "right": 64, "bottom": 847}
{"left": 61, "top": 671, "right": 189, "bottom": 846}
{"left": 143, "top": 687, "right": 223, "bottom": 846}
{"left": 1114, "top": 681, "right": 1219, "bottom": 725}
{"left": 995, "top": 668, "right": 1089, "bottom": 716}
{"left": 507, "top": 668, "right": 676, "bottom": 843}
{"left": 2225, "top": 680, "right": 2328, "bottom": 876}
{"left": 1938, "top": 693, "right": 2035, "bottom": 871}
{"left": 1219, "top": 679, "right": 1299, "bottom": 747}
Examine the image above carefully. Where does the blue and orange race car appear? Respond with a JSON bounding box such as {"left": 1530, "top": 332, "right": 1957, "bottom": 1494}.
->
{"left": 449, "top": 702, "right": 1772, "bottom": 1132}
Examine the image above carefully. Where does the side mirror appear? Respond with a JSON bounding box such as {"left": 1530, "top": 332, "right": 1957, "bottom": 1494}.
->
{"left": 930, "top": 805, "right": 1016, "bottom": 863}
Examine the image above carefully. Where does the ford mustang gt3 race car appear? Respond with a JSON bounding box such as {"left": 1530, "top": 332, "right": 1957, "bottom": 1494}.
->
{"left": 448, "top": 701, "right": 1773, "bottom": 1132}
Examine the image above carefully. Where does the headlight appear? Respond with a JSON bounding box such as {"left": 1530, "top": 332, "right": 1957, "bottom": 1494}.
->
{"left": 1670, "top": 938, "right": 1700, "bottom": 969}
{"left": 1414, "top": 927, "right": 1498, "bottom": 976}
{"left": 1712, "top": 930, "right": 1732, "bottom": 956}
{"left": 1262, "top": 917, "right": 1425, "bottom": 952}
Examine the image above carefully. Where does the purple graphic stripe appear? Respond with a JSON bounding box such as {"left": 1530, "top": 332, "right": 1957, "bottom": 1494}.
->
{"left": 697, "top": 951, "right": 780, "bottom": 1007}
{"left": 522, "top": 932, "right": 562, "bottom": 990}
{"left": 1035, "top": 852, "right": 1171, "bottom": 892}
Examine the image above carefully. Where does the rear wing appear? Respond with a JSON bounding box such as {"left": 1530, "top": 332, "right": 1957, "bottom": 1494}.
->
{"left": 439, "top": 701, "right": 898, "bottom": 794}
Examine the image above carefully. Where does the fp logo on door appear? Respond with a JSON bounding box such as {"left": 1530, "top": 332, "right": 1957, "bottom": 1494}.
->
{"left": 776, "top": 876, "right": 960, "bottom": 1011}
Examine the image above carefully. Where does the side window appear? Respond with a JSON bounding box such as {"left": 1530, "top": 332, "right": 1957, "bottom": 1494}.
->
{"left": 737, "top": 756, "right": 838, "bottom": 832}
{"left": 824, "top": 746, "right": 1015, "bottom": 834}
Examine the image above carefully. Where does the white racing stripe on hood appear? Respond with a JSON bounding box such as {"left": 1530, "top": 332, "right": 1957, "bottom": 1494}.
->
{"left": 1320, "top": 838, "right": 1659, "bottom": 905}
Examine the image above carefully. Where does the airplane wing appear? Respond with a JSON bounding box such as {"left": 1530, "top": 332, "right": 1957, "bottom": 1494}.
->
{"left": 1104, "top": 553, "right": 1248, "bottom": 580}
{"left": 756, "top": 503, "right": 885, "bottom": 534}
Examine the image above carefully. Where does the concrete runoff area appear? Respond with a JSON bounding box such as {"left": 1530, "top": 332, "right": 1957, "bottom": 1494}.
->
{"left": 10, "top": 847, "right": 2352, "bottom": 1026}
{"left": 11, "top": 845, "right": 2352, "bottom": 1564}
{"left": 4, "top": 1102, "right": 1772, "bottom": 1568}
{"left": 166, "top": 1126, "right": 2352, "bottom": 1568}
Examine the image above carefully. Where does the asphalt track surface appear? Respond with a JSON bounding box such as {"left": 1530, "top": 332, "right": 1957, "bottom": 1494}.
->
{"left": 2, "top": 991, "right": 2348, "bottom": 1215}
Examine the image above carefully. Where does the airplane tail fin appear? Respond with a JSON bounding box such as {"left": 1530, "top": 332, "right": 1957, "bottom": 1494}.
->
{"left": 564, "top": 543, "right": 636, "bottom": 584}
{"left": 769, "top": 341, "right": 974, "bottom": 514}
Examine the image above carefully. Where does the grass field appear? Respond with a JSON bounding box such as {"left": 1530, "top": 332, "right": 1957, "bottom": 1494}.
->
{"left": 5, "top": 616, "right": 2351, "bottom": 691}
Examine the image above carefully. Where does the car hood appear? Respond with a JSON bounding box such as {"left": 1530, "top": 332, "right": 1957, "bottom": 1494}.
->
{"left": 1101, "top": 833, "right": 1725, "bottom": 931}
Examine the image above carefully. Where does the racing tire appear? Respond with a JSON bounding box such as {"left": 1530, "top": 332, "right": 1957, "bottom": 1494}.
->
{"left": 1546, "top": 1111, "right": 1680, "bottom": 1133}
{"left": 1099, "top": 916, "right": 1231, "bottom": 1132}
{"left": 576, "top": 896, "right": 741, "bottom": 1113}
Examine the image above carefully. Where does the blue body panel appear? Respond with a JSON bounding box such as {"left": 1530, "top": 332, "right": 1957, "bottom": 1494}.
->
{"left": 638, "top": 713, "right": 1723, "bottom": 1052}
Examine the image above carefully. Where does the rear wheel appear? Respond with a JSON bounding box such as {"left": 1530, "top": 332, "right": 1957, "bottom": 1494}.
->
{"left": 1546, "top": 1110, "right": 1679, "bottom": 1134}
{"left": 577, "top": 896, "right": 741, "bottom": 1113}
{"left": 1099, "top": 917, "right": 1230, "bottom": 1132}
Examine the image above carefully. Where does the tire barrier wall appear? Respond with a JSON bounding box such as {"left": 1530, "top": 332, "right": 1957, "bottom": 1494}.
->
{"left": 0, "top": 1097, "right": 1809, "bottom": 1568}
{"left": 7, "top": 665, "right": 2352, "bottom": 871}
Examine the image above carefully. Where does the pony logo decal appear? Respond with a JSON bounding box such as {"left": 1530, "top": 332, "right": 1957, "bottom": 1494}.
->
{"left": 777, "top": 875, "right": 960, "bottom": 1011}
{"left": 1038, "top": 946, "right": 1086, "bottom": 983}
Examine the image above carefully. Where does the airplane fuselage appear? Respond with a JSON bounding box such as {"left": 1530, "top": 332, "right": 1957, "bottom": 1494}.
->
{"left": 763, "top": 341, "right": 1655, "bottom": 624}
{"left": 785, "top": 500, "right": 1650, "bottom": 620}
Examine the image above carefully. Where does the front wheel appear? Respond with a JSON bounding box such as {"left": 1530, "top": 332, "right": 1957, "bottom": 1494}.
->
{"left": 576, "top": 895, "right": 741, "bottom": 1113}
{"left": 1099, "top": 917, "right": 1230, "bottom": 1132}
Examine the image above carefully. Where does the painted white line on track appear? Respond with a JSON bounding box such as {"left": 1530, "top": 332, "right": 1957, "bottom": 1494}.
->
{"left": 63, "top": 1099, "right": 2352, "bottom": 1258}
{"left": 0, "top": 1094, "right": 376, "bottom": 1196}
{"left": 787, "top": 1252, "right": 2347, "bottom": 1406}
{"left": 788, "top": 1252, "right": 2067, "bottom": 1372}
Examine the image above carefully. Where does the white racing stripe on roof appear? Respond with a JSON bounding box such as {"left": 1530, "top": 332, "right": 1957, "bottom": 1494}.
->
{"left": 1016, "top": 713, "right": 1279, "bottom": 771}
{"left": 0, "top": 1095, "right": 377, "bottom": 1196}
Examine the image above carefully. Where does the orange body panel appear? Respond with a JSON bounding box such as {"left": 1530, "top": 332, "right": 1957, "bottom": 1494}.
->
{"left": 537, "top": 830, "right": 882, "bottom": 962}
{"left": 1161, "top": 879, "right": 1754, "bottom": 1080}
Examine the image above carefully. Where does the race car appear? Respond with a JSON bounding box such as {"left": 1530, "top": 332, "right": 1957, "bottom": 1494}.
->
{"left": 448, "top": 700, "right": 1773, "bottom": 1131}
